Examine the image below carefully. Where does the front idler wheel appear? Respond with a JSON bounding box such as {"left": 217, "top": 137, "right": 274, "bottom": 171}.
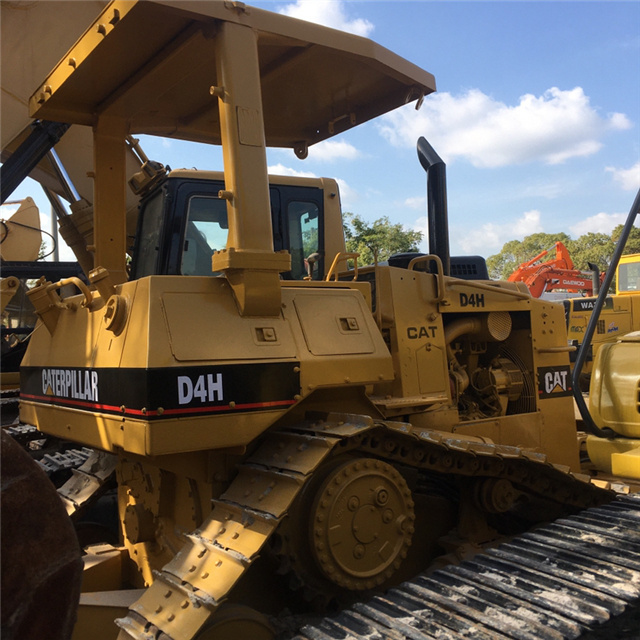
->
{"left": 309, "top": 458, "right": 415, "bottom": 591}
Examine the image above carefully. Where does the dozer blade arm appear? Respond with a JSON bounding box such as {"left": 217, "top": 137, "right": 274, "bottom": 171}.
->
{"left": 0, "top": 121, "right": 70, "bottom": 204}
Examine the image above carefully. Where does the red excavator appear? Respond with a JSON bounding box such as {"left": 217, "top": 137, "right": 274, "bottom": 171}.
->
{"left": 508, "top": 240, "right": 602, "bottom": 297}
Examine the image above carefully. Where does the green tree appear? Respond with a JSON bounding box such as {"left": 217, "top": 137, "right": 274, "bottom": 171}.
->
{"left": 302, "top": 226, "right": 318, "bottom": 259}
{"left": 486, "top": 232, "right": 572, "bottom": 280}
{"left": 611, "top": 223, "right": 640, "bottom": 255}
{"left": 343, "top": 212, "right": 423, "bottom": 266}
{"left": 567, "top": 232, "right": 613, "bottom": 273}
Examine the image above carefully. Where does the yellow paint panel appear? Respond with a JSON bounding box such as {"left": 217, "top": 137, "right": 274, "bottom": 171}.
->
{"left": 612, "top": 447, "right": 640, "bottom": 479}
{"left": 161, "top": 287, "right": 296, "bottom": 361}
{"left": 294, "top": 293, "right": 375, "bottom": 356}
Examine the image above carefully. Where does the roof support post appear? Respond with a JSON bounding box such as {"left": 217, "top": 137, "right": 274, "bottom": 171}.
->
{"left": 211, "top": 19, "right": 290, "bottom": 316}
{"left": 92, "top": 115, "right": 127, "bottom": 285}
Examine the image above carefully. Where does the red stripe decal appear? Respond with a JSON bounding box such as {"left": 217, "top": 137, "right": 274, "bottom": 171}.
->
{"left": 20, "top": 393, "right": 295, "bottom": 417}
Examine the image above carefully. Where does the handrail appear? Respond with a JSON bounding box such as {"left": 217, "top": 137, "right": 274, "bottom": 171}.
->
{"left": 326, "top": 252, "right": 360, "bottom": 282}
{"left": 407, "top": 254, "right": 445, "bottom": 303}
{"left": 46, "top": 276, "right": 93, "bottom": 309}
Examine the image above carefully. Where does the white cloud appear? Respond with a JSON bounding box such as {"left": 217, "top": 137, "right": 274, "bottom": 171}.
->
{"left": 606, "top": 161, "right": 640, "bottom": 191}
{"left": 277, "top": 0, "right": 374, "bottom": 36}
{"left": 379, "top": 87, "right": 631, "bottom": 168}
{"left": 404, "top": 196, "right": 426, "bottom": 210}
{"left": 519, "top": 180, "right": 566, "bottom": 200}
{"left": 266, "top": 163, "right": 357, "bottom": 207}
{"left": 569, "top": 212, "right": 628, "bottom": 237}
{"left": 0, "top": 202, "right": 20, "bottom": 217}
{"left": 267, "top": 163, "right": 317, "bottom": 178}
{"left": 442, "top": 209, "right": 543, "bottom": 256}
{"left": 335, "top": 178, "right": 357, "bottom": 209}
{"left": 512, "top": 210, "right": 544, "bottom": 237}
{"left": 309, "top": 140, "right": 360, "bottom": 162}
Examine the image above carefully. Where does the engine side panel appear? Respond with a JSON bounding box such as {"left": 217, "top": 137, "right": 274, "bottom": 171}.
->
{"left": 20, "top": 277, "right": 394, "bottom": 455}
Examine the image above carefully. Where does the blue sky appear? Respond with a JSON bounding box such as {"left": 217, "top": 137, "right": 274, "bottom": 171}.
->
{"left": 6, "top": 0, "right": 640, "bottom": 261}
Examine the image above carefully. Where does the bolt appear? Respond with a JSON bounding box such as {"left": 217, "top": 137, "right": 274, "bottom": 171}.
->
{"left": 375, "top": 488, "right": 389, "bottom": 506}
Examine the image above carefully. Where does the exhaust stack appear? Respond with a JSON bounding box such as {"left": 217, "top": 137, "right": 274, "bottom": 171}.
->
{"left": 588, "top": 261, "right": 601, "bottom": 296}
{"left": 417, "top": 137, "right": 451, "bottom": 276}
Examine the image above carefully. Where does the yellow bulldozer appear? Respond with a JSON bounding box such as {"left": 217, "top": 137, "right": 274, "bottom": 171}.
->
{"left": 2, "top": 2, "right": 640, "bottom": 640}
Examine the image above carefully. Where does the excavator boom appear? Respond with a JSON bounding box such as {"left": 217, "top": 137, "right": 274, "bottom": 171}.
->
{"left": 508, "top": 240, "right": 597, "bottom": 297}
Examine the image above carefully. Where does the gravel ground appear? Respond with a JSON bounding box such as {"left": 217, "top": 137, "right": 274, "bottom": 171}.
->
{"left": 275, "top": 606, "right": 640, "bottom": 639}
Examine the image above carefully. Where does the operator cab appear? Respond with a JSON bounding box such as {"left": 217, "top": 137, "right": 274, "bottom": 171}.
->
{"left": 131, "top": 170, "right": 325, "bottom": 281}
{"left": 617, "top": 254, "right": 640, "bottom": 294}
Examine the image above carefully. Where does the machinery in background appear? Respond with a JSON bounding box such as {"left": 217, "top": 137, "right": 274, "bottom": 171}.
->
{"left": 566, "top": 252, "right": 640, "bottom": 389}
{"left": 617, "top": 252, "right": 640, "bottom": 294}
{"left": 507, "top": 240, "right": 602, "bottom": 298}
{"left": 1, "top": 199, "right": 83, "bottom": 395}
{"left": 1, "top": 200, "right": 89, "bottom": 489}
{"left": 586, "top": 330, "right": 640, "bottom": 480}
{"left": 1, "top": 198, "right": 44, "bottom": 391}
{"left": 572, "top": 241, "right": 640, "bottom": 481}
{"left": 505, "top": 237, "right": 640, "bottom": 389}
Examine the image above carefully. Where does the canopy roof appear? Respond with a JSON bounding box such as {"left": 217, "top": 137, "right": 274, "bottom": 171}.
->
{"left": 29, "top": 0, "right": 436, "bottom": 149}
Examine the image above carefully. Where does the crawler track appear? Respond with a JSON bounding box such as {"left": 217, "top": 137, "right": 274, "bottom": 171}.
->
{"left": 289, "top": 493, "right": 640, "bottom": 640}
{"left": 115, "top": 413, "right": 613, "bottom": 640}
{"left": 3, "top": 420, "right": 99, "bottom": 487}
{"left": 1, "top": 388, "right": 20, "bottom": 426}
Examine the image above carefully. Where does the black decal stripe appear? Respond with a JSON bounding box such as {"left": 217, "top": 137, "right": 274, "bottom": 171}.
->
{"left": 20, "top": 362, "right": 301, "bottom": 420}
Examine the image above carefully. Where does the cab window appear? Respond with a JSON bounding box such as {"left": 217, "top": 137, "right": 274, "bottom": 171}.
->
{"left": 618, "top": 259, "right": 640, "bottom": 293}
{"left": 287, "top": 201, "right": 320, "bottom": 279}
{"left": 181, "top": 195, "right": 228, "bottom": 275}
{"left": 134, "top": 189, "right": 165, "bottom": 278}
